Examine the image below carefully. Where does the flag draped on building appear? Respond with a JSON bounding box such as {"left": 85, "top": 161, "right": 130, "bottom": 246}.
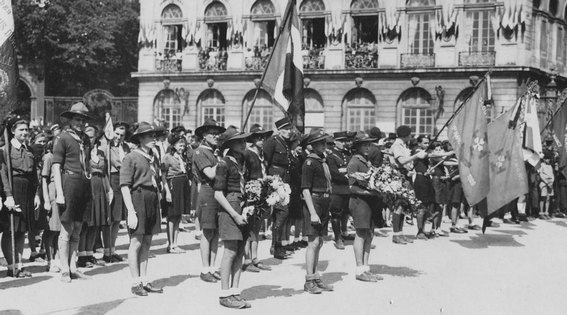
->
{"left": 485, "top": 102, "right": 529, "bottom": 217}
{"left": 0, "top": 0, "right": 18, "bottom": 117}
{"left": 447, "top": 76, "right": 491, "bottom": 206}
{"left": 262, "top": 0, "right": 305, "bottom": 132}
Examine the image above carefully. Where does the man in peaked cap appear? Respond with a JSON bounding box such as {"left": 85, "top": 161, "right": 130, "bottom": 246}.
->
{"left": 264, "top": 117, "right": 294, "bottom": 259}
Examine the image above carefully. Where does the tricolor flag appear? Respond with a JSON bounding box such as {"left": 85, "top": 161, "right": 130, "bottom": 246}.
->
{"left": 447, "top": 76, "right": 491, "bottom": 206}
{"left": 0, "top": 0, "right": 19, "bottom": 117}
{"left": 522, "top": 93, "right": 543, "bottom": 167}
{"left": 262, "top": 0, "right": 304, "bottom": 132}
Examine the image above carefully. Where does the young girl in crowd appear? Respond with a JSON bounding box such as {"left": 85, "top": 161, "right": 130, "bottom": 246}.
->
{"left": 42, "top": 140, "right": 61, "bottom": 272}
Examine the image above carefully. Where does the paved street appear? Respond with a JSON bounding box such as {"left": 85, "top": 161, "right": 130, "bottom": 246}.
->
{"left": 1, "top": 217, "right": 567, "bottom": 315}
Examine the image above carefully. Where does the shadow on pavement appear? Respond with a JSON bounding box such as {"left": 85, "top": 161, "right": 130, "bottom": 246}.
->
{"left": 369, "top": 264, "right": 422, "bottom": 278}
{"left": 75, "top": 298, "right": 132, "bottom": 315}
{"left": 516, "top": 222, "right": 536, "bottom": 230}
{"left": 321, "top": 271, "right": 348, "bottom": 285}
{"left": 177, "top": 243, "right": 200, "bottom": 252}
{"left": 0, "top": 275, "right": 51, "bottom": 290}
{"left": 153, "top": 274, "right": 194, "bottom": 289}
{"left": 261, "top": 257, "right": 284, "bottom": 267}
{"left": 450, "top": 233, "right": 524, "bottom": 249}
{"left": 552, "top": 220, "right": 567, "bottom": 228}
{"left": 84, "top": 263, "right": 128, "bottom": 276}
{"left": 0, "top": 310, "right": 24, "bottom": 315}
{"left": 494, "top": 229, "right": 528, "bottom": 236}
{"left": 241, "top": 285, "right": 303, "bottom": 301}
{"left": 293, "top": 260, "right": 329, "bottom": 272}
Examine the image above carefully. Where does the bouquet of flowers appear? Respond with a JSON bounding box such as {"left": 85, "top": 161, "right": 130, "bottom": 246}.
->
{"left": 350, "top": 165, "right": 421, "bottom": 215}
{"left": 242, "top": 175, "right": 291, "bottom": 221}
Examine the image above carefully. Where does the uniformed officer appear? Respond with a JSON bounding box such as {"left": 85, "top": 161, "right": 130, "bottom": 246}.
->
{"left": 301, "top": 130, "right": 334, "bottom": 294}
{"left": 264, "top": 117, "right": 294, "bottom": 259}
{"left": 326, "top": 131, "right": 353, "bottom": 250}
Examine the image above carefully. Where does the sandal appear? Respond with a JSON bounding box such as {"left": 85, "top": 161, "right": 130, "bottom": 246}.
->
{"left": 169, "top": 247, "right": 185, "bottom": 254}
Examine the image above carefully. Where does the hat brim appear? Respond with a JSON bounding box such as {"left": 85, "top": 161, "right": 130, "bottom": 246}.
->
{"left": 195, "top": 125, "right": 226, "bottom": 137}
{"left": 221, "top": 132, "right": 252, "bottom": 149}
{"left": 61, "top": 111, "right": 92, "bottom": 120}
{"left": 130, "top": 129, "right": 157, "bottom": 141}
{"left": 353, "top": 137, "right": 378, "bottom": 145}
{"left": 249, "top": 130, "right": 274, "bottom": 138}
{"left": 306, "top": 135, "right": 330, "bottom": 146}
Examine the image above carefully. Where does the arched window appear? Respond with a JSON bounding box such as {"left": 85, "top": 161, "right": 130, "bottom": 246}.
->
{"left": 304, "top": 89, "right": 325, "bottom": 131}
{"left": 161, "top": 4, "right": 184, "bottom": 55}
{"left": 550, "top": 0, "right": 558, "bottom": 16}
{"left": 154, "top": 89, "right": 182, "bottom": 129}
{"left": 299, "top": 0, "right": 327, "bottom": 50}
{"left": 248, "top": 0, "right": 276, "bottom": 68}
{"left": 406, "top": 0, "right": 435, "bottom": 56}
{"left": 399, "top": 88, "right": 434, "bottom": 136}
{"left": 348, "top": 0, "right": 379, "bottom": 51}
{"left": 343, "top": 88, "right": 376, "bottom": 132}
{"left": 204, "top": 1, "right": 229, "bottom": 49}
{"left": 243, "top": 89, "right": 281, "bottom": 131}
{"left": 198, "top": 89, "right": 226, "bottom": 126}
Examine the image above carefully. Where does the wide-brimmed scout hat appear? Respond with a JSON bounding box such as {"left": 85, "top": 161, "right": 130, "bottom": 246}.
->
{"left": 219, "top": 128, "right": 251, "bottom": 150}
{"left": 352, "top": 132, "right": 377, "bottom": 146}
{"left": 130, "top": 122, "right": 157, "bottom": 142}
{"left": 61, "top": 102, "right": 91, "bottom": 120}
{"left": 195, "top": 118, "right": 226, "bottom": 138}
{"left": 333, "top": 131, "right": 350, "bottom": 141}
{"left": 249, "top": 123, "right": 273, "bottom": 138}
{"left": 305, "top": 129, "right": 330, "bottom": 146}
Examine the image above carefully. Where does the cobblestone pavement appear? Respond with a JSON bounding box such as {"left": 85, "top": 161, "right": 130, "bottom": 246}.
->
{"left": 1, "top": 217, "right": 567, "bottom": 315}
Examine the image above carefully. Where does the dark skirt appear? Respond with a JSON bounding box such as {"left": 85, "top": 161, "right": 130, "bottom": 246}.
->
{"left": 197, "top": 184, "right": 219, "bottom": 230}
{"left": 329, "top": 194, "right": 349, "bottom": 217}
{"left": 218, "top": 192, "right": 248, "bottom": 241}
{"left": 432, "top": 176, "right": 449, "bottom": 204}
{"left": 47, "top": 182, "right": 61, "bottom": 231}
{"left": 166, "top": 175, "right": 191, "bottom": 217}
{"left": 414, "top": 174, "right": 435, "bottom": 203}
{"left": 302, "top": 194, "right": 331, "bottom": 237}
{"left": 85, "top": 174, "right": 110, "bottom": 227}
{"left": 349, "top": 195, "right": 375, "bottom": 230}
{"left": 287, "top": 188, "right": 302, "bottom": 220}
{"left": 110, "top": 173, "right": 125, "bottom": 221}
{"left": 0, "top": 175, "right": 36, "bottom": 232}
{"left": 128, "top": 187, "right": 161, "bottom": 235}
{"left": 60, "top": 174, "right": 91, "bottom": 223}
{"left": 448, "top": 180, "right": 463, "bottom": 205}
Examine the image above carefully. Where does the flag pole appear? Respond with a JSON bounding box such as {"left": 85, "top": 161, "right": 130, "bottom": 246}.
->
{"left": 434, "top": 71, "right": 492, "bottom": 141}
{"left": 3, "top": 127, "right": 17, "bottom": 276}
{"left": 242, "top": 0, "right": 295, "bottom": 131}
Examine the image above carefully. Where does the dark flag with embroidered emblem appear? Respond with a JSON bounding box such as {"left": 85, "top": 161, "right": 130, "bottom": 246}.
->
{"left": 485, "top": 102, "right": 528, "bottom": 219}
{"left": 0, "top": 0, "right": 18, "bottom": 117}
{"left": 447, "top": 76, "right": 490, "bottom": 206}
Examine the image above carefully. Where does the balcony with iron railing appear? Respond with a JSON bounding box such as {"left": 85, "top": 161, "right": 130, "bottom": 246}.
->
{"left": 400, "top": 53, "right": 435, "bottom": 68}
{"left": 155, "top": 57, "right": 182, "bottom": 72}
{"left": 458, "top": 50, "right": 496, "bottom": 67}
{"left": 302, "top": 47, "right": 325, "bottom": 70}
{"left": 244, "top": 46, "right": 272, "bottom": 71}
{"left": 344, "top": 45, "right": 378, "bottom": 69}
{"left": 198, "top": 47, "right": 228, "bottom": 71}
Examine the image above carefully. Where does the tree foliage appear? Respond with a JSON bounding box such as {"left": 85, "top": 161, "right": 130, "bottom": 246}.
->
{"left": 13, "top": 0, "right": 139, "bottom": 96}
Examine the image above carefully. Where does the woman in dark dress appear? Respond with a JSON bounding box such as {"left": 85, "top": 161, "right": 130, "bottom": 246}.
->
{"left": 121, "top": 122, "right": 163, "bottom": 296}
{"left": 0, "top": 117, "right": 41, "bottom": 278}
{"left": 214, "top": 129, "right": 252, "bottom": 309}
{"left": 41, "top": 140, "right": 62, "bottom": 272}
{"left": 162, "top": 135, "right": 190, "bottom": 254}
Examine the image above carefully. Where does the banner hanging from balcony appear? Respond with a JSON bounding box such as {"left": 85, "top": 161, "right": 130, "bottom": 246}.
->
{"left": 262, "top": 0, "right": 304, "bottom": 132}
{"left": 0, "top": 0, "right": 18, "bottom": 117}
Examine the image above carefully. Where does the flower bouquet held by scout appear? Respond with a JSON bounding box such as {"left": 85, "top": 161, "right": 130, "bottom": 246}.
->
{"left": 242, "top": 175, "right": 291, "bottom": 222}
{"left": 350, "top": 165, "right": 421, "bottom": 216}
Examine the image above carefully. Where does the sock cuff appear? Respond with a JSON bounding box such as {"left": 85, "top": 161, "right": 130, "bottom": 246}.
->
{"left": 355, "top": 265, "right": 366, "bottom": 275}
{"left": 209, "top": 266, "right": 217, "bottom": 274}
{"left": 202, "top": 267, "right": 211, "bottom": 274}
{"left": 219, "top": 289, "right": 232, "bottom": 298}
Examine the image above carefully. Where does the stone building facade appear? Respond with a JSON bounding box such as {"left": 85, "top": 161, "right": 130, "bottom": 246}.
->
{"left": 133, "top": 0, "right": 567, "bottom": 135}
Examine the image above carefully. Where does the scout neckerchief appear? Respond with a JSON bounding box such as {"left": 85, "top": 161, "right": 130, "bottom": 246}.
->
{"left": 66, "top": 128, "right": 91, "bottom": 179}
{"left": 307, "top": 153, "right": 332, "bottom": 194}
{"left": 248, "top": 146, "right": 266, "bottom": 177}
{"left": 199, "top": 144, "right": 220, "bottom": 162}
{"left": 134, "top": 148, "right": 158, "bottom": 188}
{"left": 173, "top": 152, "right": 186, "bottom": 174}
{"left": 226, "top": 153, "right": 246, "bottom": 195}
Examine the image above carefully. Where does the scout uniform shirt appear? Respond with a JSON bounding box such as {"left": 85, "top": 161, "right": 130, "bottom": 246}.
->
{"left": 53, "top": 129, "right": 91, "bottom": 178}
{"left": 1, "top": 138, "right": 38, "bottom": 197}
{"left": 301, "top": 153, "right": 332, "bottom": 195}
{"left": 347, "top": 154, "right": 371, "bottom": 192}
{"left": 108, "top": 140, "right": 131, "bottom": 174}
{"left": 192, "top": 144, "right": 218, "bottom": 185}
{"left": 244, "top": 146, "right": 266, "bottom": 181}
